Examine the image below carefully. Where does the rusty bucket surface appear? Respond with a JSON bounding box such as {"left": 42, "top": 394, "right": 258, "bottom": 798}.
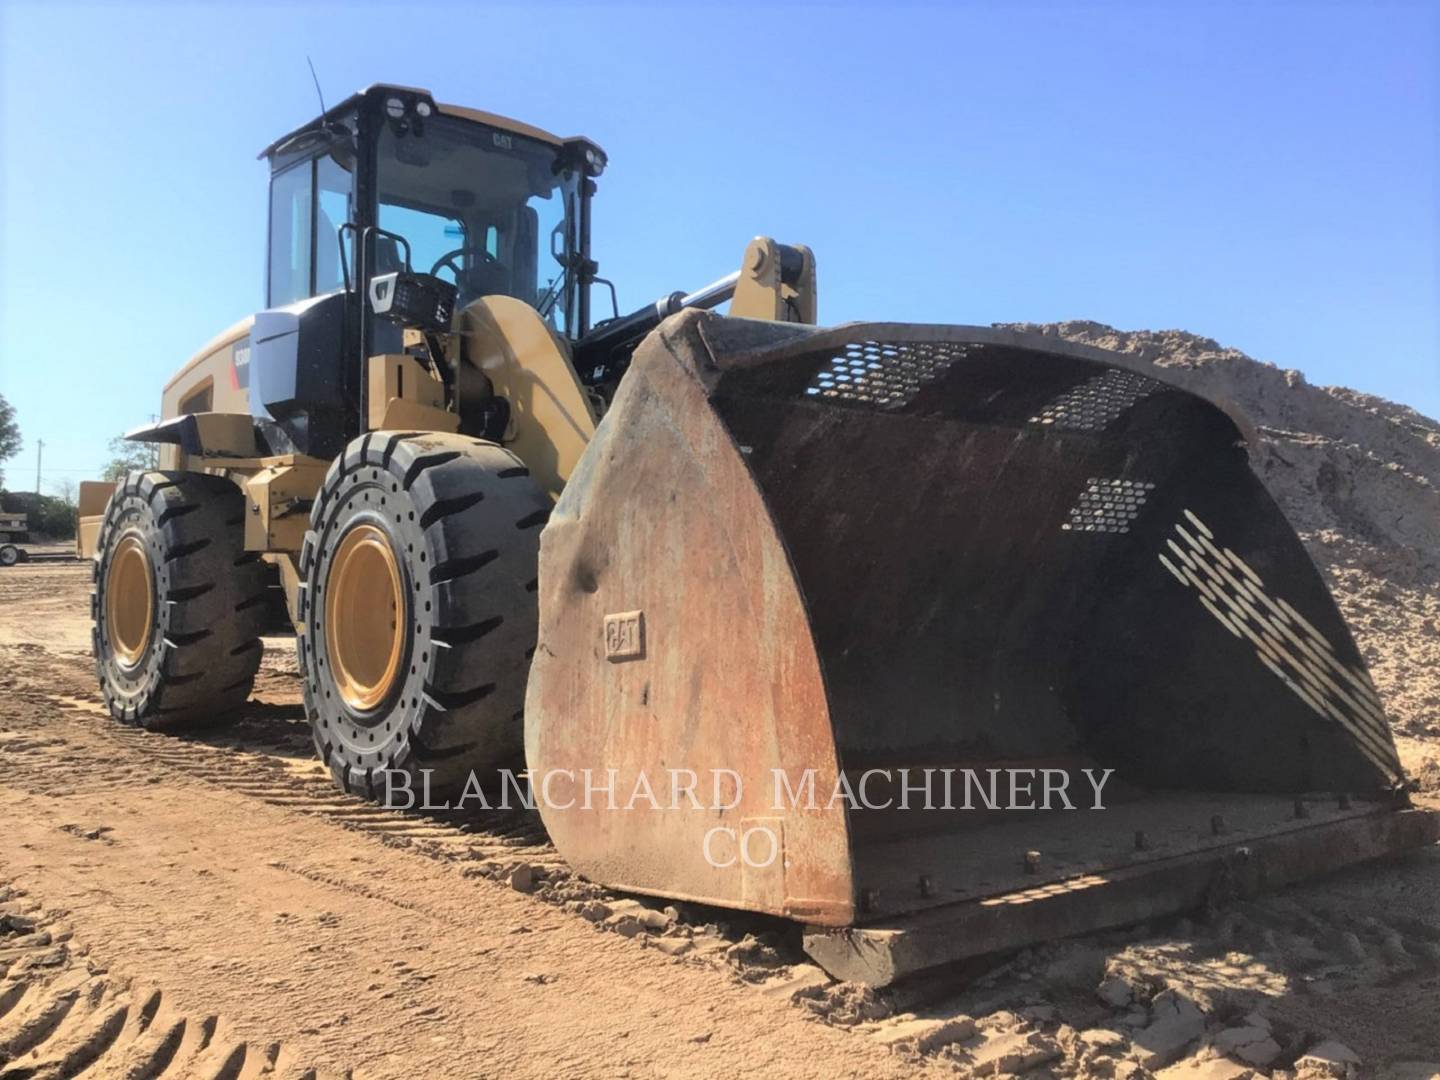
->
{"left": 524, "top": 309, "right": 1409, "bottom": 937}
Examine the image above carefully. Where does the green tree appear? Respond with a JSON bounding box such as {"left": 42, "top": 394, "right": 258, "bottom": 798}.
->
{"left": 101, "top": 435, "right": 160, "bottom": 482}
{"left": 0, "top": 393, "right": 20, "bottom": 488}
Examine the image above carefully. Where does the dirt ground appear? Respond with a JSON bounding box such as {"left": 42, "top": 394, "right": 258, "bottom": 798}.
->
{"left": 3, "top": 557, "right": 1439, "bottom": 1080}
{"left": 2, "top": 562, "right": 968, "bottom": 1079}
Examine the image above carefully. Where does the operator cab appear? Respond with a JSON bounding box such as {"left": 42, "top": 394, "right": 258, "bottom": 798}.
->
{"left": 251, "top": 85, "right": 605, "bottom": 458}
{"left": 262, "top": 84, "right": 604, "bottom": 333}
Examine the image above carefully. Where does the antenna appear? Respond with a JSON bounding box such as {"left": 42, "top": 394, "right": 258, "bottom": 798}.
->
{"left": 306, "top": 56, "right": 327, "bottom": 120}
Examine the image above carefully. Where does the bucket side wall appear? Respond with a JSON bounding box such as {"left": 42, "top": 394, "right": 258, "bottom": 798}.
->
{"left": 524, "top": 315, "right": 855, "bottom": 924}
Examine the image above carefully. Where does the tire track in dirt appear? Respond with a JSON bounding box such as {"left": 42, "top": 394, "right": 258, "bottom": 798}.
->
{"left": 49, "top": 691, "right": 571, "bottom": 874}
{"left": 0, "top": 883, "right": 343, "bottom": 1080}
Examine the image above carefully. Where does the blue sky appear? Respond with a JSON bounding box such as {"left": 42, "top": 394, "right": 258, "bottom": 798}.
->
{"left": 1, "top": 1, "right": 1436, "bottom": 492}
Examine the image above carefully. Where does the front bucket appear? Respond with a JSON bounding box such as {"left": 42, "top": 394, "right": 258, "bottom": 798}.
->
{"left": 524, "top": 310, "right": 1419, "bottom": 951}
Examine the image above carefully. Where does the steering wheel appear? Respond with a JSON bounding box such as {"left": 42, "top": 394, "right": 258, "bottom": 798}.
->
{"left": 430, "top": 246, "right": 498, "bottom": 281}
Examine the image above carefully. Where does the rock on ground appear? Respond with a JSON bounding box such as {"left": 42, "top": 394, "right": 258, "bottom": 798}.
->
{"left": 1131, "top": 989, "right": 1207, "bottom": 1070}
{"left": 1296, "top": 1040, "right": 1363, "bottom": 1078}
{"left": 1213, "top": 1025, "right": 1281, "bottom": 1067}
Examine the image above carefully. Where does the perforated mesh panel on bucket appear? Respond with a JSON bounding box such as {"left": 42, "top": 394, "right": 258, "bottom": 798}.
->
{"left": 804, "top": 340, "right": 969, "bottom": 408}
{"left": 1030, "top": 368, "right": 1163, "bottom": 431}
{"left": 1062, "top": 478, "right": 1157, "bottom": 534}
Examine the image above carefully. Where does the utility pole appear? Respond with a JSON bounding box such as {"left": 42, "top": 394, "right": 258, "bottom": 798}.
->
{"left": 35, "top": 440, "right": 43, "bottom": 496}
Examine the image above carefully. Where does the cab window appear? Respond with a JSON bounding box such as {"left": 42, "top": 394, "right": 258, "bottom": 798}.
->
{"left": 268, "top": 150, "right": 355, "bottom": 307}
{"left": 377, "top": 202, "right": 464, "bottom": 279}
{"left": 314, "top": 154, "right": 354, "bottom": 295}
{"left": 268, "top": 162, "right": 312, "bottom": 307}
{"left": 375, "top": 116, "right": 578, "bottom": 332}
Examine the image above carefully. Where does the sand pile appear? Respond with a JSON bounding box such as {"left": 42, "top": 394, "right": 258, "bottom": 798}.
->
{"left": 1006, "top": 322, "right": 1440, "bottom": 750}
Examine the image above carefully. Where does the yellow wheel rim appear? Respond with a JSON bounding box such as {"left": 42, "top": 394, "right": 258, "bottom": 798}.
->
{"left": 325, "top": 523, "right": 406, "bottom": 713}
{"left": 106, "top": 534, "right": 154, "bottom": 668}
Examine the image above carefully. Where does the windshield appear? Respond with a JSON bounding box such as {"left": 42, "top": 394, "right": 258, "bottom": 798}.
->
{"left": 376, "top": 116, "right": 578, "bottom": 334}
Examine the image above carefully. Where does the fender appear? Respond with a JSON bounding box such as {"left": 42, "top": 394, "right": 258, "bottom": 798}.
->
{"left": 124, "top": 412, "right": 289, "bottom": 459}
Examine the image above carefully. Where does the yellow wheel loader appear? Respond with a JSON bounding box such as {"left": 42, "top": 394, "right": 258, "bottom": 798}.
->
{"left": 83, "top": 84, "right": 1437, "bottom": 985}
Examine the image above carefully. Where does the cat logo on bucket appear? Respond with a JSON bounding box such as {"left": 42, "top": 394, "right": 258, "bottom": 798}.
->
{"left": 603, "top": 610, "right": 645, "bottom": 662}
